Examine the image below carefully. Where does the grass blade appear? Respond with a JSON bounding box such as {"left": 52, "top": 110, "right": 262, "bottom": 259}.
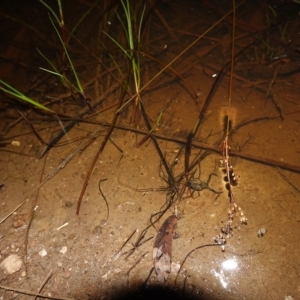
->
{"left": 0, "top": 80, "right": 54, "bottom": 112}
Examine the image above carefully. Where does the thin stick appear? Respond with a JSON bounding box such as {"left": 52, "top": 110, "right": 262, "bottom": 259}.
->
{"left": 0, "top": 284, "right": 74, "bottom": 300}
{"left": 113, "top": 229, "right": 137, "bottom": 258}
{"left": 39, "top": 81, "right": 121, "bottom": 158}
{"left": 139, "top": 102, "right": 176, "bottom": 189}
{"left": 17, "top": 109, "right": 47, "bottom": 145}
{"left": 184, "top": 133, "right": 194, "bottom": 181}
{"left": 126, "top": 252, "right": 148, "bottom": 281}
{"left": 0, "top": 201, "right": 26, "bottom": 225}
{"left": 98, "top": 179, "right": 109, "bottom": 222}
{"left": 35, "top": 270, "right": 53, "bottom": 300}
{"left": 175, "top": 244, "right": 221, "bottom": 283}
{"left": 223, "top": 0, "right": 236, "bottom": 204}
{"left": 76, "top": 76, "right": 127, "bottom": 215}
{"left": 227, "top": 0, "right": 235, "bottom": 133}
{"left": 105, "top": 121, "right": 300, "bottom": 174}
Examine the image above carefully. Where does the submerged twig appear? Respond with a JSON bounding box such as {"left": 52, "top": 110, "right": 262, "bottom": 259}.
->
{"left": 98, "top": 179, "right": 109, "bottom": 222}
{"left": 126, "top": 252, "right": 148, "bottom": 280}
{"left": 123, "top": 228, "right": 153, "bottom": 259}
{"left": 0, "top": 284, "right": 74, "bottom": 300}
{"left": 139, "top": 102, "right": 176, "bottom": 190}
{"left": 277, "top": 169, "right": 300, "bottom": 193}
{"left": 267, "top": 66, "right": 284, "bottom": 120}
{"left": 17, "top": 109, "right": 47, "bottom": 146}
{"left": 76, "top": 77, "right": 127, "bottom": 215}
{"left": 175, "top": 243, "right": 220, "bottom": 283}
{"left": 35, "top": 270, "right": 53, "bottom": 300}
{"left": 113, "top": 229, "right": 137, "bottom": 258}
{"left": 184, "top": 133, "right": 194, "bottom": 181}
{"left": 39, "top": 81, "right": 121, "bottom": 158}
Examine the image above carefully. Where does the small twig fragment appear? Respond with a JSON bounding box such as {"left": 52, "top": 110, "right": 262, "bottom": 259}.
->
{"left": 0, "top": 284, "right": 74, "bottom": 300}
{"left": 98, "top": 179, "right": 109, "bottom": 222}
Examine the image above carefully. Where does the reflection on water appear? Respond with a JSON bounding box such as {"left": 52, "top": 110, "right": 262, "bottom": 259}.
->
{"left": 222, "top": 258, "right": 238, "bottom": 270}
{"left": 212, "top": 258, "right": 238, "bottom": 289}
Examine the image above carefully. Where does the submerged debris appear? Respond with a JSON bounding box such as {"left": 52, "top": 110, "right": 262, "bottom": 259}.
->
{"left": 12, "top": 213, "right": 29, "bottom": 228}
{"left": 257, "top": 228, "right": 266, "bottom": 238}
{"left": 153, "top": 214, "right": 178, "bottom": 283}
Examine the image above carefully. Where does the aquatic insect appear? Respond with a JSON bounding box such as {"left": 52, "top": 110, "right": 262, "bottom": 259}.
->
{"left": 186, "top": 173, "right": 222, "bottom": 195}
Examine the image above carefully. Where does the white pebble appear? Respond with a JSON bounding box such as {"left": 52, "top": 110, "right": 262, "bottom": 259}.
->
{"left": 39, "top": 249, "right": 47, "bottom": 257}
{"left": 11, "top": 141, "right": 20, "bottom": 147}
{"left": 0, "top": 254, "right": 23, "bottom": 274}
{"left": 59, "top": 246, "right": 67, "bottom": 254}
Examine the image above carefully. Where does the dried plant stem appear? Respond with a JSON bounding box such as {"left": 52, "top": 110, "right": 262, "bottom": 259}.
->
{"left": 0, "top": 284, "right": 74, "bottom": 300}
{"left": 76, "top": 76, "right": 127, "bottom": 215}
{"left": 102, "top": 121, "right": 300, "bottom": 174}
{"left": 35, "top": 270, "right": 53, "bottom": 300}
{"left": 39, "top": 81, "right": 121, "bottom": 158}
{"left": 175, "top": 243, "right": 220, "bottom": 283}
{"left": 214, "top": 0, "right": 247, "bottom": 248}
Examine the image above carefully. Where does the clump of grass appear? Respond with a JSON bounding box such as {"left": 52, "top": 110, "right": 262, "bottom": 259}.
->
{"left": 38, "top": 0, "right": 89, "bottom": 107}
{"left": 104, "top": 0, "right": 146, "bottom": 127}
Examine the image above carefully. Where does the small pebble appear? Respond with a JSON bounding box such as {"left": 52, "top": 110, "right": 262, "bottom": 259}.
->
{"left": 68, "top": 233, "right": 76, "bottom": 240}
{"left": 92, "top": 225, "right": 102, "bottom": 235}
{"left": 0, "top": 254, "right": 23, "bottom": 274}
{"left": 257, "top": 228, "right": 266, "bottom": 238}
{"left": 59, "top": 246, "right": 67, "bottom": 254}
{"left": 12, "top": 214, "right": 29, "bottom": 228}
{"left": 39, "top": 249, "right": 47, "bottom": 257}
{"left": 11, "top": 141, "right": 20, "bottom": 146}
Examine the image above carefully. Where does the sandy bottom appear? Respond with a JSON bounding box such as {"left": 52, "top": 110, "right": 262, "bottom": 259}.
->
{"left": 1, "top": 1, "right": 300, "bottom": 299}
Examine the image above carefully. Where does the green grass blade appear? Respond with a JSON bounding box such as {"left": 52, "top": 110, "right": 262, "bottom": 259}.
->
{"left": 49, "top": 15, "right": 83, "bottom": 94}
{"left": 103, "top": 31, "right": 131, "bottom": 59}
{"left": 39, "top": 68, "right": 64, "bottom": 77}
{"left": 70, "top": 0, "right": 98, "bottom": 39}
{"left": 116, "top": 11, "right": 129, "bottom": 44}
{"left": 36, "top": 47, "right": 67, "bottom": 86}
{"left": 57, "top": 0, "right": 64, "bottom": 27}
{"left": 39, "top": 0, "right": 61, "bottom": 26}
{"left": 123, "top": 0, "right": 134, "bottom": 51}
{"left": 0, "top": 80, "right": 53, "bottom": 112}
{"left": 138, "top": 4, "right": 146, "bottom": 45}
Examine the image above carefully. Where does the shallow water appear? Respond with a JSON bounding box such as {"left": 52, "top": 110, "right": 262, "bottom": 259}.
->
{"left": 0, "top": 1, "right": 300, "bottom": 299}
